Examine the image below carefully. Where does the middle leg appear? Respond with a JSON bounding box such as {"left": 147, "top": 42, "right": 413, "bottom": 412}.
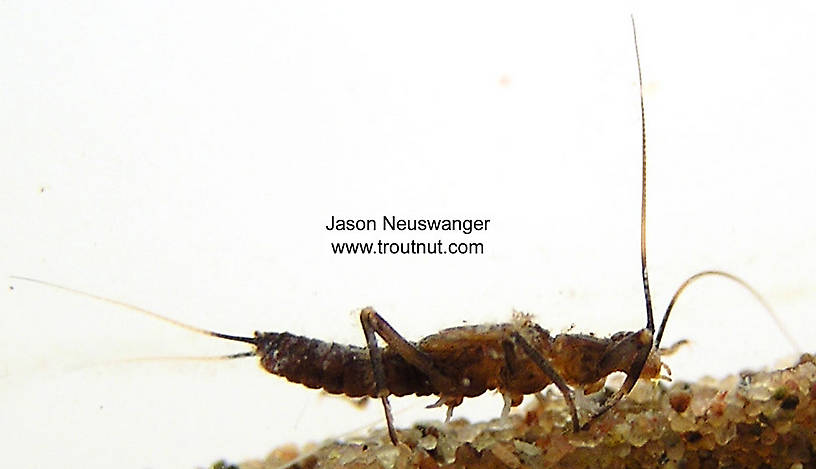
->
{"left": 511, "top": 331, "right": 581, "bottom": 432}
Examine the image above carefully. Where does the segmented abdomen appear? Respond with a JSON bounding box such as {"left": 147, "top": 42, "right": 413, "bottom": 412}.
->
{"left": 255, "top": 331, "right": 373, "bottom": 397}
{"left": 254, "top": 331, "right": 434, "bottom": 398}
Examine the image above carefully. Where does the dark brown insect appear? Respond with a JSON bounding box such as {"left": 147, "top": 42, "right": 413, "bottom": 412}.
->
{"left": 10, "top": 18, "right": 794, "bottom": 446}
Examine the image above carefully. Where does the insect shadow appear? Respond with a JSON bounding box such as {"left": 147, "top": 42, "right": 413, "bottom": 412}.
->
{"left": 10, "top": 17, "right": 800, "bottom": 446}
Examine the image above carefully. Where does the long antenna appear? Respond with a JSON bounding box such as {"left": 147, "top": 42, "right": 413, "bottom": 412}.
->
{"left": 632, "top": 15, "right": 654, "bottom": 333}
{"left": 588, "top": 18, "right": 655, "bottom": 424}
{"left": 9, "top": 275, "right": 257, "bottom": 346}
{"left": 655, "top": 270, "right": 802, "bottom": 353}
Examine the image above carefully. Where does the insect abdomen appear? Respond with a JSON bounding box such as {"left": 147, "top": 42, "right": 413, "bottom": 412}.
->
{"left": 255, "top": 331, "right": 376, "bottom": 397}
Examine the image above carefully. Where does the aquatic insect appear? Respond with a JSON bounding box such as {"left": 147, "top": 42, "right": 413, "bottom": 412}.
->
{"left": 10, "top": 18, "right": 795, "bottom": 447}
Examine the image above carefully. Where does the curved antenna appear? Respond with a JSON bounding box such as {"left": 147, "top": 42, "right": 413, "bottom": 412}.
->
{"left": 9, "top": 275, "right": 257, "bottom": 346}
{"left": 632, "top": 15, "right": 654, "bottom": 333}
{"left": 655, "top": 270, "right": 801, "bottom": 353}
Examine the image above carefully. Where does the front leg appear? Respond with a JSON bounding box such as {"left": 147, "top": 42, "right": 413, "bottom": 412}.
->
{"left": 583, "top": 329, "right": 653, "bottom": 429}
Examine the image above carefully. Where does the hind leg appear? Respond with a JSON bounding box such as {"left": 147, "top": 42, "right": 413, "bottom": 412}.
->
{"left": 360, "top": 307, "right": 456, "bottom": 444}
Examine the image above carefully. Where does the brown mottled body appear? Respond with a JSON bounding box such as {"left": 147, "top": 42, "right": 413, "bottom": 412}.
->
{"left": 255, "top": 331, "right": 430, "bottom": 398}
{"left": 254, "top": 314, "right": 661, "bottom": 414}
{"left": 10, "top": 16, "right": 790, "bottom": 450}
{"left": 248, "top": 21, "right": 678, "bottom": 444}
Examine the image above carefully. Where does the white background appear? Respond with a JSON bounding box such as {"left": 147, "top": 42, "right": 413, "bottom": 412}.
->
{"left": 2, "top": 2, "right": 815, "bottom": 468}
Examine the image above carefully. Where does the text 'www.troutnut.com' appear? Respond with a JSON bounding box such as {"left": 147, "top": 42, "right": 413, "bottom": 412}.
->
{"left": 326, "top": 216, "right": 489, "bottom": 255}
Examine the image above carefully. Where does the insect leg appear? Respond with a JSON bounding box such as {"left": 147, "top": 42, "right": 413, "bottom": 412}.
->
{"left": 586, "top": 359, "right": 647, "bottom": 428}
{"left": 584, "top": 329, "right": 652, "bottom": 428}
{"left": 360, "top": 308, "right": 398, "bottom": 444}
{"left": 499, "top": 340, "right": 518, "bottom": 418}
{"left": 360, "top": 308, "right": 457, "bottom": 387}
{"left": 501, "top": 392, "right": 513, "bottom": 418}
{"left": 510, "top": 331, "right": 580, "bottom": 432}
{"left": 360, "top": 307, "right": 456, "bottom": 444}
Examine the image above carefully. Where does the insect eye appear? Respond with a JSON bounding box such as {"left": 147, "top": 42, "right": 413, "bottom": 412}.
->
{"left": 637, "top": 329, "right": 653, "bottom": 346}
